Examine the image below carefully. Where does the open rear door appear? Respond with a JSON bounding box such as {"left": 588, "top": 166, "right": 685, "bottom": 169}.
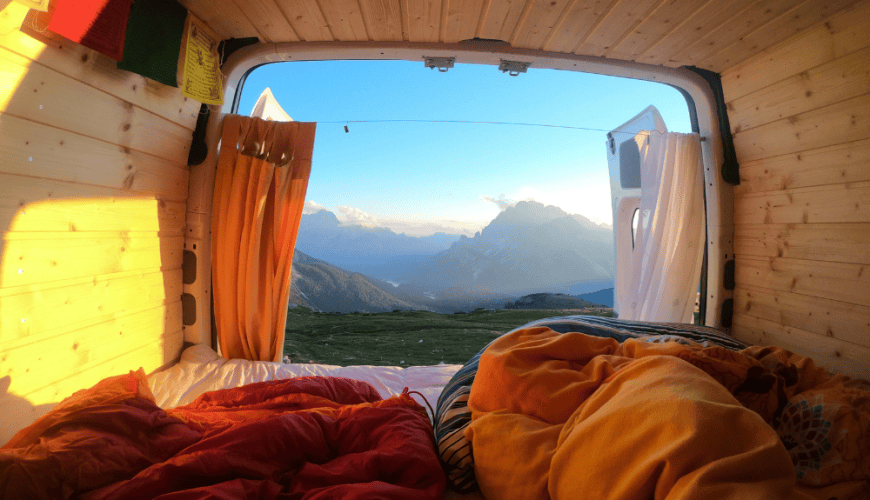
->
{"left": 606, "top": 106, "right": 667, "bottom": 317}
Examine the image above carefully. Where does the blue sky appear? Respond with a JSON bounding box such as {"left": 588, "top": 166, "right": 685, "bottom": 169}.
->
{"left": 238, "top": 60, "right": 692, "bottom": 236}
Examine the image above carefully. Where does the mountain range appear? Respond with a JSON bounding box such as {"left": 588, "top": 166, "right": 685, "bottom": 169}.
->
{"left": 291, "top": 200, "right": 615, "bottom": 311}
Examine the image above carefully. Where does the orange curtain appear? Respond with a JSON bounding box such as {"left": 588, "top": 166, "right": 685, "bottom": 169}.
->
{"left": 212, "top": 115, "right": 316, "bottom": 362}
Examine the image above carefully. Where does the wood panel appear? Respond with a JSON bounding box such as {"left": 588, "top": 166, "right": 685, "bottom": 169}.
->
{"left": 701, "top": 0, "right": 861, "bottom": 72}
{"left": 638, "top": 0, "right": 757, "bottom": 66}
{"left": 1, "top": 269, "right": 182, "bottom": 344}
{"left": 734, "top": 181, "right": 870, "bottom": 225}
{"left": 442, "top": 0, "right": 487, "bottom": 43}
{"left": 358, "top": 0, "right": 405, "bottom": 41}
{"left": 734, "top": 223, "right": 870, "bottom": 264}
{"left": 0, "top": 47, "right": 191, "bottom": 165}
{"left": 542, "top": 0, "right": 612, "bottom": 53}
{"left": 575, "top": 0, "right": 662, "bottom": 57}
{"left": 275, "top": 0, "right": 335, "bottom": 41}
{"left": 477, "top": 0, "right": 526, "bottom": 42}
{"left": 606, "top": 0, "right": 714, "bottom": 62}
{"left": 734, "top": 284, "right": 869, "bottom": 347}
{"left": 320, "top": 0, "right": 370, "bottom": 41}
{"left": 1, "top": 175, "right": 186, "bottom": 233}
{"left": 732, "top": 313, "right": 870, "bottom": 380}
{"left": 728, "top": 49, "right": 870, "bottom": 134}
{"left": 732, "top": 93, "right": 870, "bottom": 164}
{"left": 0, "top": 3, "right": 199, "bottom": 129}
{"left": 2, "top": 233, "right": 183, "bottom": 288}
{"left": 510, "top": 0, "right": 571, "bottom": 49}
{"left": 231, "top": 0, "right": 298, "bottom": 43}
{"left": 735, "top": 139, "right": 870, "bottom": 195}
{"left": 735, "top": 255, "right": 870, "bottom": 307}
{"left": 179, "top": 0, "right": 263, "bottom": 40}
{"left": 721, "top": 1, "right": 870, "bottom": 101}
{"left": 2, "top": 302, "right": 182, "bottom": 397}
{"left": 0, "top": 114, "right": 188, "bottom": 201}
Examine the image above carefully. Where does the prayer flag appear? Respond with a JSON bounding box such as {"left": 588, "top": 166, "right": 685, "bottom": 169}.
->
{"left": 117, "top": 0, "right": 186, "bottom": 87}
{"left": 46, "top": 0, "right": 132, "bottom": 61}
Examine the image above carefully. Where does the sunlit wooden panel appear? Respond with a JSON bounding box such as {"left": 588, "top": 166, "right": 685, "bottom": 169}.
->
{"left": 0, "top": 48, "right": 191, "bottom": 165}
{"left": 1, "top": 268, "right": 182, "bottom": 344}
{"left": 574, "top": 0, "right": 661, "bottom": 58}
{"left": 319, "top": 0, "right": 370, "bottom": 41}
{"left": 442, "top": 0, "right": 486, "bottom": 43}
{"left": 606, "top": 0, "right": 708, "bottom": 62}
{"left": 735, "top": 139, "right": 870, "bottom": 195}
{"left": 736, "top": 255, "right": 870, "bottom": 308}
{"left": 734, "top": 223, "right": 870, "bottom": 264}
{"left": 511, "top": 0, "right": 570, "bottom": 49}
{"left": 702, "top": 0, "right": 859, "bottom": 72}
{"left": 678, "top": 0, "right": 807, "bottom": 69}
{"left": 358, "top": 0, "right": 405, "bottom": 41}
{"left": 734, "top": 182, "right": 870, "bottom": 225}
{"left": 541, "top": 0, "right": 607, "bottom": 53}
{"left": 732, "top": 93, "right": 870, "bottom": 163}
{"left": 637, "top": 0, "right": 755, "bottom": 66}
{"left": 1, "top": 302, "right": 181, "bottom": 397}
{"left": 732, "top": 313, "right": 870, "bottom": 380}
{"left": 1, "top": 177, "right": 186, "bottom": 233}
{"left": 735, "top": 284, "right": 870, "bottom": 348}
{"left": 178, "top": 0, "right": 261, "bottom": 40}
{"left": 231, "top": 0, "right": 298, "bottom": 43}
{"left": 476, "top": 0, "right": 523, "bottom": 42}
{"left": 1, "top": 233, "right": 183, "bottom": 287}
{"left": 0, "top": 3, "right": 199, "bottom": 130}
{"left": 721, "top": 2, "right": 870, "bottom": 101}
{"left": 275, "top": 0, "right": 335, "bottom": 41}
{"left": 728, "top": 51, "right": 870, "bottom": 134}
{"left": 0, "top": 114, "right": 188, "bottom": 201}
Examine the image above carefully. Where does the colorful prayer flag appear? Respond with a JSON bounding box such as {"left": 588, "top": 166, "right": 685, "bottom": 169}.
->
{"left": 181, "top": 14, "right": 223, "bottom": 105}
{"left": 117, "top": 0, "right": 186, "bottom": 87}
{"left": 46, "top": 0, "right": 132, "bottom": 61}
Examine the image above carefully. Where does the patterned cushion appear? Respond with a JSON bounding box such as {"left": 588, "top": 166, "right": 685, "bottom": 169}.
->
{"left": 432, "top": 315, "right": 747, "bottom": 492}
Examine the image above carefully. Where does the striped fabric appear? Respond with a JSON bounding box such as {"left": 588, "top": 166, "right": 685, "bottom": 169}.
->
{"left": 433, "top": 315, "right": 747, "bottom": 492}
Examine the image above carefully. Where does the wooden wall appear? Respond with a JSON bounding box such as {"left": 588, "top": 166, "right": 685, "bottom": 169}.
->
{"left": 0, "top": 1, "right": 199, "bottom": 441}
{"left": 722, "top": 0, "right": 870, "bottom": 379}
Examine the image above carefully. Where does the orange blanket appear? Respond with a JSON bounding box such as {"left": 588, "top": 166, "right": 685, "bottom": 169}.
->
{"left": 466, "top": 328, "right": 870, "bottom": 500}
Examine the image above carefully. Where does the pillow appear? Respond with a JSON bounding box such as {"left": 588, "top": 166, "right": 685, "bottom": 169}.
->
{"left": 432, "top": 315, "right": 745, "bottom": 491}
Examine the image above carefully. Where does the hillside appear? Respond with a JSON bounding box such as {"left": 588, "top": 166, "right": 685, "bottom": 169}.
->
{"left": 289, "top": 250, "right": 427, "bottom": 313}
{"left": 503, "top": 293, "right": 606, "bottom": 310}
{"left": 575, "top": 288, "right": 614, "bottom": 308}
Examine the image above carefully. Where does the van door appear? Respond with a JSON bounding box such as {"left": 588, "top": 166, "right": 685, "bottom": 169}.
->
{"left": 606, "top": 105, "right": 668, "bottom": 317}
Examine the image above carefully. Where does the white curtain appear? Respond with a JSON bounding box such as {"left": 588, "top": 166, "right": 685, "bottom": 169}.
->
{"left": 616, "top": 131, "right": 705, "bottom": 323}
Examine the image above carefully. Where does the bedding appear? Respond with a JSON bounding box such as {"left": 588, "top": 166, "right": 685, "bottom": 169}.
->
{"left": 466, "top": 326, "right": 870, "bottom": 500}
{"left": 0, "top": 369, "right": 446, "bottom": 499}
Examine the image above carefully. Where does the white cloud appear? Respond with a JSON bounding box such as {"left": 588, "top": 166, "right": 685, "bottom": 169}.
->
{"left": 480, "top": 194, "right": 515, "bottom": 211}
{"left": 337, "top": 206, "right": 379, "bottom": 227}
{"left": 303, "top": 200, "right": 326, "bottom": 215}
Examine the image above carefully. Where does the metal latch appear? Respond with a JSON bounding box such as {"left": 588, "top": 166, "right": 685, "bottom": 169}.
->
{"left": 499, "top": 60, "right": 531, "bottom": 76}
{"left": 607, "top": 133, "right": 615, "bottom": 155}
{"left": 424, "top": 56, "right": 455, "bottom": 72}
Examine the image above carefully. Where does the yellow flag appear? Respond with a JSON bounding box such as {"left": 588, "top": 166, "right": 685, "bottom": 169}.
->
{"left": 181, "top": 14, "right": 223, "bottom": 105}
{"left": 13, "top": 0, "right": 50, "bottom": 12}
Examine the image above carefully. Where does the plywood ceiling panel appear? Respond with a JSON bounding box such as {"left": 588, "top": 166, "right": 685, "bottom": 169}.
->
{"left": 189, "top": 0, "right": 860, "bottom": 71}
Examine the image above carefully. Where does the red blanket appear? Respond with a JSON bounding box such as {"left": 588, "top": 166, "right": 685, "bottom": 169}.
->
{"left": 0, "top": 370, "right": 445, "bottom": 499}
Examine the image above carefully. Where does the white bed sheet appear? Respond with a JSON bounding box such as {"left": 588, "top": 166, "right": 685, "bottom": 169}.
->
{"left": 147, "top": 344, "right": 464, "bottom": 416}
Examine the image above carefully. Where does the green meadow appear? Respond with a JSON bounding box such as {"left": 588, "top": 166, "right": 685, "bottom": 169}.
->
{"left": 283, "top": 307, "right": 614, "bottom": 366}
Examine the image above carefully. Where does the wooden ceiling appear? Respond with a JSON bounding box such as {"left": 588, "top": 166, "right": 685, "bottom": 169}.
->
{"left": 180, "top": 0, "right": 857, "bottom": 73}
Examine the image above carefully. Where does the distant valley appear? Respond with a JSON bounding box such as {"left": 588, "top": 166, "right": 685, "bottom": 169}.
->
{"left": 291, "top": 201, "right": 615, "bottom": 313}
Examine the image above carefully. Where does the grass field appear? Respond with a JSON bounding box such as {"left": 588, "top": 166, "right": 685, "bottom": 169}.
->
{"left": 283, "top": 307, "right": 614, "bottom": 366}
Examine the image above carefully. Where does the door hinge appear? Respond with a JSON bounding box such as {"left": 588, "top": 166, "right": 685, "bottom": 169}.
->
{"left": 498, "top": 60, "right": 531, "bottom": 76}
{"left": 424, "top": 56, "right": 455, "bottom": 72}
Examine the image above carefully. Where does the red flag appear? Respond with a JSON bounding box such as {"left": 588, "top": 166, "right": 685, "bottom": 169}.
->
{"left": 47, "top": 0, "right": 133, "bottom": 61}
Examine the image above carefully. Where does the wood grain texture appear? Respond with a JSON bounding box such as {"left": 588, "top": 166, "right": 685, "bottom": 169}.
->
{"left": 734, "top": 223, "right": 870, "bottom": 264}
{"left": 727, "top": 49, "right": 870, "bottom": 135}
{"left": 275, "top": 0, "right": 335, "bottom": 41}
{"left": 510, "top": 0, "right": 572, "bottom": 49}
{"left": 442, "top": 0, "right": 487, "bottom": 43}
{"left": 358, "top": 0, "right": 405, "bottom": 41}
{"left": 702, "top": 0, "right": 860, "bottom": 72}
{"left": 320, "top": 0, "right": 370, "bottom": 40}
{"left": 734, "top": 181, "right": 870, "bottom": 225}
{"left": 231, "top": 0, "right": 298, "bottom": 42}
{"left": 732, "top": 313, "right": 870, "bottom": 380}
{"left": 0, "top": 114, "right": 189, "bottom": 202}
{"left": 734, "top": 283, "right": 870, "bottom": 347}
{"left": 734, "top": 139, "right": 870, "bottom": 195}
{"left": 732, "top": 93, "right": 870, "bottom": 164}
{"left": 575, "top": 0, "right": 663, "bottom": 57}
{"left": 720, "top": 0, "right": 870, "bottom": 101}
{"left": 542, "top": 0, "right": 613, "bottom": 53}
{"left": 1, "top": 269, "right": 182, "bottom": 345}
{"left": 179, "top": 0, "right": 262, "bottom": 40}
{"left": 477, "top": 0, "right": 527, "bottom": 42}
{"left": 736, "top": 255, "right": 870, "bottom": 307}
{"left": 606, "top": 0, "right": 711, "bottom": 62}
